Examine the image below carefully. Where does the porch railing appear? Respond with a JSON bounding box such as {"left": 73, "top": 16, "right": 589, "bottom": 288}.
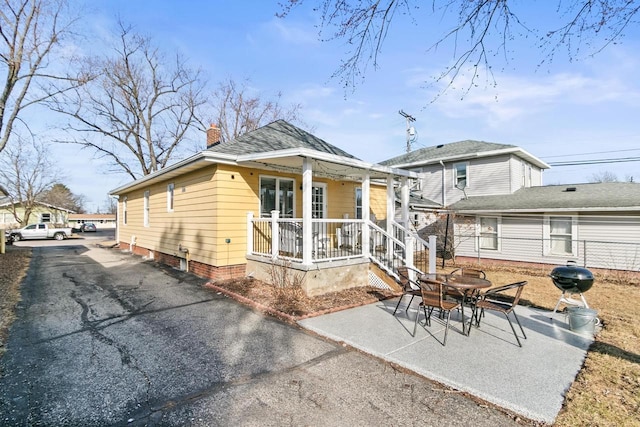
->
{"left": 247, "top": 212, "right": 436, "bottom": 276}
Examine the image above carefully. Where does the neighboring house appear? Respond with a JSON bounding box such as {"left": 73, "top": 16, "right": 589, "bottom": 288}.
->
{"left": 68, "top": 213, "right": 117, "bottom": 229}
{"left": 109, "top": 121, "right": 428, "bottom": 295}
{"left": 381, "top": 141, "right": 640, "bottom": 272}
{"left": 0, "top": 197, "right": 74, "bottom": 229}
{"left": 380, "top": 140, "right": 550, "bottom": 211}
{"left": 450, "top": 182, "right": 640, "bottom": 271}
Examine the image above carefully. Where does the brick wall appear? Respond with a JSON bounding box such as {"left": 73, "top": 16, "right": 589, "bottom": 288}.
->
{"left": 119, "top": 241, "right": 246, "bottom": 281}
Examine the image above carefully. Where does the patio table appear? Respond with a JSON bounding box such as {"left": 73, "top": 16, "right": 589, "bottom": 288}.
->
{"left": 421, "top": 273, "right": 491, "bottom": 335}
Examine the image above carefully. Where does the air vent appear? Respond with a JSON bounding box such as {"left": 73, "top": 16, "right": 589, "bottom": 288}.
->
{"left": 565, "top": 187, "right": 577, "bottom": 192}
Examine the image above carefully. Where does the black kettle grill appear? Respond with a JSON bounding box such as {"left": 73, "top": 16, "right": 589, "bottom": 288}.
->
{"left": 550, "top": 261, "right": 595, "bottom": 313}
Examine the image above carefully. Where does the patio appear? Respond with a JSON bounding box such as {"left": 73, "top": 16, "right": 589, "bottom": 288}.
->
{"left": 299, "top": 298, "right": 595, "bottom": 424}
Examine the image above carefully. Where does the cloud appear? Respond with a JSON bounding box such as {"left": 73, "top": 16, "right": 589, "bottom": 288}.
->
{"left": 265, "top": 19, "right": 318, "bottom": 45}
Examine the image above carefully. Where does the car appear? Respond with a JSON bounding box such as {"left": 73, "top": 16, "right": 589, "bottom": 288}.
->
{"left": 4, "top": 229, "right": 13, "bottom": 245}
{"left": 80, "top": 223, "right": 97, "bottom": 232}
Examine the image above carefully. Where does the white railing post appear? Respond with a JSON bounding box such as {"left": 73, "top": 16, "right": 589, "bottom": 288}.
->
{"left": 246, "top": 212, "right": 254, "bottom": 255}
{"left": 271, "top": 210, "right": 280, "bottom": 259}
{"left": 429, "top": 235, "right": 437, "bottom": 274}
{"left": 405, "top": 233, "right": 414, "bottom": 268}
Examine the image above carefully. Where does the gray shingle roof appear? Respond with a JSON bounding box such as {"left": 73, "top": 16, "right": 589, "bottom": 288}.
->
{"left": 380, "top": 140, "right": 518, "bottom": 166}
{"left": 451, "top": 182, "right": 640, "bottom": 212}
{"left": 207, "top": 120, "right": 358, "bottom": 159}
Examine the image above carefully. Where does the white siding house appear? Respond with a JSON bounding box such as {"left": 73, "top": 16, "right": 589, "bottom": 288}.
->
{"left": 451, "top": 183, "right": 640, "bottom": 271}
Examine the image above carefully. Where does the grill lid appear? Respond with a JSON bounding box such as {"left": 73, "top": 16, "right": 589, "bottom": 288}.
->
{"left": 550, "top": 262, "right": 595, "bottom": 293}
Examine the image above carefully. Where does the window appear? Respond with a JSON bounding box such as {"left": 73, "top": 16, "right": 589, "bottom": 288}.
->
{"left": 355, "top": 188, "right": 362, "bottom": 219}
{"left": 311, "top": 183, "right": 327, "bottom": 219}
{"left": 143, "top": 191, "right": 150, "bottom": 227}
{"left": 548, "top": 216, "right": 574, "bottom": 255}
{"left": 167, "top": 183, "right": 174, "bottom": 212}
{"left": 122, "top": 197, "right": 127, "bottom": 225}
{"left": 478, "top": 216, "right": 500, "bottom": 250}
{"left": 41, "top": 213, "right": 51, "bottom": 223}
{"left": 260, "top": 177, "right": 295, "bottom": 218}
{"left": 453, "top": 162, "right": 468, "bottom": 189}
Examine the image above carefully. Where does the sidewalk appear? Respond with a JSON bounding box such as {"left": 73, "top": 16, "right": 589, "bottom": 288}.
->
{"left": 299, "top": 298, "right": 594, "bottom": 424}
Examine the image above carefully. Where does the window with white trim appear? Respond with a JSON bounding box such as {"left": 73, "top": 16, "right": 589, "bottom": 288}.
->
{"left": 143, "top": 191, "right": 150, "bottom": 227}
{"left": 41, "top": 213, "right": 51, "bottom": 223}
{"left": 260, "top": 177, "right": 295, "bottom": 218}
{"left": 478, "top": 216, "right": 500, "bottom": 250}
{"left": 548, "top": 216, "right": 574, "bottom": 255}
{"left": 311, "top": 182, "right": 327, "bottom": 219}
{"left": 167, "top": 183, "right": 174, "bottom": 212}
{"left": 355, "top": 187, "right": 362, "bottom": 219}
{"left": 453, "top": 162, "right": 468, "bottom": 189}
{"left": 122, "top": 197, "right": 127, "bottom": 225}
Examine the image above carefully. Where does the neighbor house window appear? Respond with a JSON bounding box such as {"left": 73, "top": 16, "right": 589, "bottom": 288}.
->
{"left": 143, "top": 191, "right": 150, "bottom": 227}
{"left": 167, "top": 183, "right": 174, "bottom": 212}
{"left": 544, "top": 215, "right": 577, "bottom": 256}
{"left": 453, "top": 162, "right": 468, "bottom": 189}
{"left": 548, "top": 216, "right": 574, "bottom": 255}
{"left": 122, "top": 197, "right": 127, "bottom": 225}
{"left": 260, "top": 177, "right": 294, "bottom": 218}
{"left": 355, "top": 188, "right": 362, "bottom": 219}
{"left": 478, "top": 216, "right": 500, "bottom": 250}
{"left": 41, "top": 213, "right": 51, "bottom": 223}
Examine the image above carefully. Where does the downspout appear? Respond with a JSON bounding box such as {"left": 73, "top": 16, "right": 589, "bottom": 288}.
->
{"left": 439, "top": 161, "right": 446, "bottom": 207}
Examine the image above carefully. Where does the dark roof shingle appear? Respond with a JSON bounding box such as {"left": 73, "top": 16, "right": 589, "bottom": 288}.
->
{"left": 451, "top": 182, "right": 640, "bottom": 211}
{"left": 380, "top": 140, "right": 517, "bottom": 166}
{"left": 207, "top": 120, "right": 358, "bottom": 159}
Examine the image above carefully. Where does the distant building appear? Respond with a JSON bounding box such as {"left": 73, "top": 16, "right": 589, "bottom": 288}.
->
{"left": 68, "top": 213, "right": 116, "bottom": 229}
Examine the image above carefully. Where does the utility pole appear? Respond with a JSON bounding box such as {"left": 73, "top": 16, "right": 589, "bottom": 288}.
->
{"left": 399, "top": 110, "right": 416, "bottom": 152}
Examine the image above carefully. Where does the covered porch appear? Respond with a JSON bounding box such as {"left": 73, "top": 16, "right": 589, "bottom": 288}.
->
{"left": 238, "top": 149, "right": 436, "bottom": 294}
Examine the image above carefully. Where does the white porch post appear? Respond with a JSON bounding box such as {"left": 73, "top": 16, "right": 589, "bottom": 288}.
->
{"left": 429, "top": 235, "right": 437, "bottom": 274}
{"left": 271, "top": 210, "right": 280, "bottom": 259}
{"left": 401, "top": 177, "right": 409, "bottom": 227}
{"left": 246, "top": 212, "right": 254, "bottom": 255}
{"left": 302, "top": 157, "right": 313, "bottom": 265}
{"left": 386, "top": 174, "right": 395, "bottom": 261}
{"left": 386, "top": 175, "right": 395, "bottom": 233}
{"left": 361, "top": 173, "right": 370, "bottom": 256}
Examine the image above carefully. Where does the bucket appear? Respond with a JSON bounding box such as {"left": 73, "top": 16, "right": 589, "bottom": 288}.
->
{"left": 567, "top": 307, "right": 599, "bottom": 334}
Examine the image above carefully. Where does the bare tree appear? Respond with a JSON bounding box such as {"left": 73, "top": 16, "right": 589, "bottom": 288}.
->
{"left": 0, "top": 0, "right": 81, "bottom": 154}
{"left": 40, "top": 182, "right": 85, "bottom": 213}
{"left": 588, "top": 170, "right": 618, "bottom": 183}
{"left": 278, "top": 1, "right": 640, "bottom": 95}
{"left": 0, "top": 138, "right": 62, "bottom": 225}
{"left": 211, "top": 77, "right": 305, "bottom": 143}
{"left": 49, "top": 22, "right": 207, "bottom": 179}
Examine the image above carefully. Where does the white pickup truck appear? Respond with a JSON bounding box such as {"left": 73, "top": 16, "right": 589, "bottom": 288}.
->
{"left": 9, "top": 223, "right": 73, "bottom": 241}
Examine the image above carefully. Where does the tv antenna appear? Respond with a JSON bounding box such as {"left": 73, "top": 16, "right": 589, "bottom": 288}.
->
{"left": 399, "top": 110, "right": 416, "bottom": 152}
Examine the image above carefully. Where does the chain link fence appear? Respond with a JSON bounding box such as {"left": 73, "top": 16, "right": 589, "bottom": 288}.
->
{"left": 454, "top": 235, "right": 640, "bottom": 272}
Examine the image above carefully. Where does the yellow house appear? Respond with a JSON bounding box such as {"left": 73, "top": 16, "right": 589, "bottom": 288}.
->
{"left": 0, "top": 198, "right": 74, "bottom": 229}
{"left": 109, "top": 121, "right": 432, "bottom": 295}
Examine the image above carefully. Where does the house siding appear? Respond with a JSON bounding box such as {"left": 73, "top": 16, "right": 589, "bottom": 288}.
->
{"left": 117, "top": 163, "right": 390, "bottom": 280}
{"left": 454, "top": 212, "right": 640, "bottom": 271}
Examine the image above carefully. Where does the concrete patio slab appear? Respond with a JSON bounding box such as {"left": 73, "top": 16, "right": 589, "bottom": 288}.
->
{"left": 299, "top": 298, "right": 595, "bottom": 424}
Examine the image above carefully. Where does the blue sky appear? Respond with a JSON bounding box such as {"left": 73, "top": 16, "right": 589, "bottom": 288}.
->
{"left": 49, "top": 1, "right": 640, "bottom": 211}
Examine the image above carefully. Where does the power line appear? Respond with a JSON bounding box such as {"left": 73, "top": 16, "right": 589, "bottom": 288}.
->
{"left": 542, "top": 148, "right": 640, "bottom": 160}
{"left": 548, "top": 156, "right": 640, "bottom": 167}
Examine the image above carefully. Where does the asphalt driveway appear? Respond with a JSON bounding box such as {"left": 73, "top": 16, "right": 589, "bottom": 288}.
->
{"left": 0, "top": 243, "right": 526, "bottom": 426}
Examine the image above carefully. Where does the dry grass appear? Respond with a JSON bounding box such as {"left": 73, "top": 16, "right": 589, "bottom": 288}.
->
{"left": 0, "top": 246, "right": 31, "bottom": 361}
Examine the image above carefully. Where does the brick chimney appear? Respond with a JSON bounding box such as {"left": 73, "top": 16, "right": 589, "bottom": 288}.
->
{"left": 206, "top": 124, "right": 221, "bottom": 148}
